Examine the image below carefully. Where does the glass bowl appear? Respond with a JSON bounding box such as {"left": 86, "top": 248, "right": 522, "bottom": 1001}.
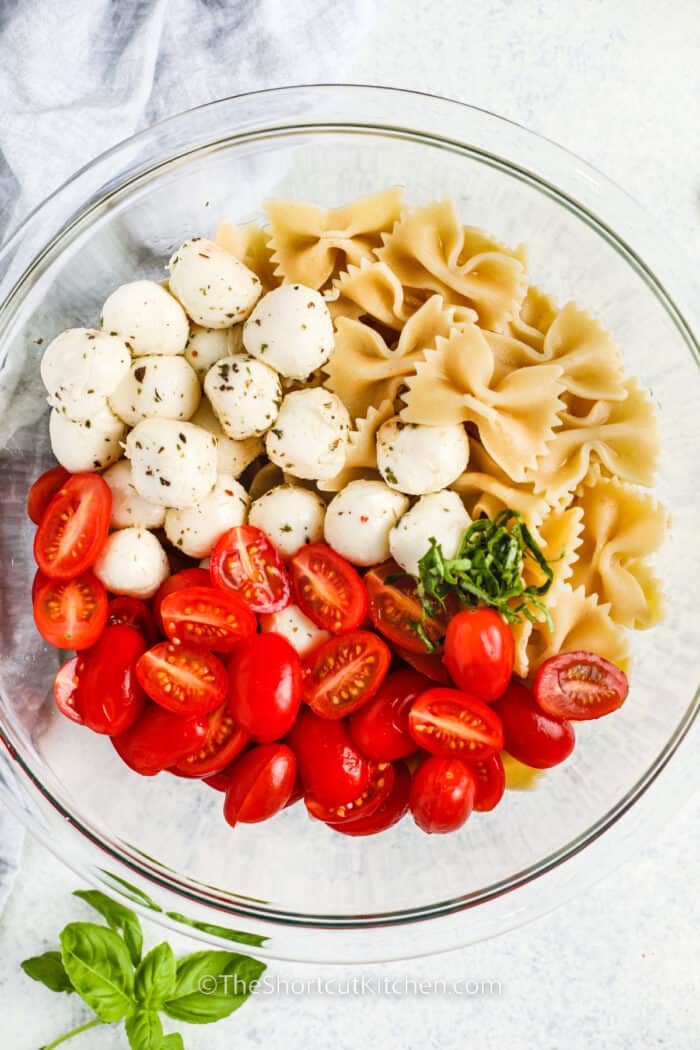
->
{"left": 1, "top": 86, "right": 699, "bottom": 964}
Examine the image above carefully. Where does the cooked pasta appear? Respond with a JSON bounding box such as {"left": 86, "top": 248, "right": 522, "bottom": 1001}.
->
{"left": 215, "top": 221, "right": 279, "bottom": 293}
{"left": 318, "top": 399, "right": 395, "bottom": 493}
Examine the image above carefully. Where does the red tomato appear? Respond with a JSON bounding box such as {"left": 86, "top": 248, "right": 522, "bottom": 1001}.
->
{"left": 223, "top": 744, "right": 296, "bottom": 826}
{"left": 33, "top": 571, "right": 108, "bottom": 650}
{"left": 306, "top": 761, "right": 394, "bottom": 824}
{"left": 107, "top": 597, "right": 157, "bottom": 647}
{"left": 32, "top": 568, "right": 49, "bottom": 604}
{"left": 349, "top": 668, "right": 428, "bottom": 761}
{"left": 492, "top": 681, "right": 575, "bottom": 769}
{"left": 161, "top": 585, "right": 256, "bottom": 653}
{"left": 443, "top": 608, "right": 514, "bottom": 703}
{"left": 202, "top": 767, "right": 235, "bottom": 792}
{"left": 27, "top": 466, "right": 70, "bottom": 525}
{"left": 210, "top": 525, "right": 291, "bottom": 614}
{"left": 408, "top": 687, "right": 504, "bottom": 761}
{"left": 113, "top": 704, "right": 208, "bottom": 776}
{"left": 53, "top": 657, "right": 84, "bottom": 724}
{"left": 467, "top": 753, "right": 506, "bottom": 812}
{"left": 153, "top": 568, "right": 211, "bottom": 634}
{"left": 325, "top": 762, "right": 412, "bottom": 836}
{"left": 365, "top": 561, "right": 444, "bottom": 654}
{"left": 34, "top": 474, "right": 111, "bottom": 579}
{"left": 302, "top": 630, "right": 391, "bottom": 720}
{"left": 286, "top": 707, "right": 369, "bottom": 806}
{"left": 395, "top": 645, "right": 453, "bottom": 685}
{"left": 136, "top": 641, "right": 227, "bottom": 716}
{"left": 533, "top": 650, "right": 629, "bottom": 721}
{"left": 76, "top": 624, "right": 147, "bottom": 735}
{"left": 228, "top": 633, "right": 302, "bottom": 742}
{"left": 284, "top": 778, "right": 304, "bottom": 808}
{"left": 174, "top": 702, "right": 249, "bottom": 777}
{"left": 290, "top": 543, "right": 367, "bottom": 633}
{"left": 410, "top": 756, "right": 477, "bottom": 834}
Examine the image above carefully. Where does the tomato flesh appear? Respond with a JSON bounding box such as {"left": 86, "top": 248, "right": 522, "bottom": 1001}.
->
{"left": 286, "top": 707, "right": 369, "bottom": 806}
{"left": 533, "top": 650, "right": 628, "bottom": 721}
{"left": 349, "top": 668, "right": 428, "bottom": 761}
{"left": 27, "top": 466, "right": 70, "bottom": 525}
{"left": 107, "top": 597, "right": 157, "bottom": 647}
{"left": 325, "top": 762, "right": 411, "bottom": 836}
{"left": 467, "top": 753, "right": 506, "bottom": 812}
{"left": 136, "top": 641, "right": 227, "bottom": 716}
{"left": 153, "top": 568, "right": 211, "bottom": 634}
{"left": 302, "top": 630, "right": 391, "bottom": 720}
{"left": 223, "top": 743, "right": 296, "bottom": 825}
{"left": 33, "top": 571, "right": 108, "bottom": 650}
{"left": 34, "top": 473, "right": 111, "bottom": 579}
{"left": 210, "top": 525, "right": 291, "bottom": 614}
{"left": 443, "top": 608, "right": 514, "bottom": 703}
{"left": 493, "top": 681, "right": 575, "bottom": 769}
{"left": 113, "top": 704, "right": 208, "bottom": 776}
{"left": 161, "top": 585, "right": 256, "bottom": 653}
{"left": 365, "top": 561, "right": 444, "bottom": 654}
{"left": 408, "top": 687, "right": 504, "bottom": 761}
{"left": 76, "top": 624, "right": 147, "bottom": 735}
{"left": 228, "top": 633, "right": 302, "bottom": 742}
{"left": 53, "top": 657, "right": 84, "bottom": 724}
{"left": 306, "top": 761, "right": 394, "bottom": 824}
{"left": 174, "top": 702, "right": 249, "bottom": 778}
{"left": 410, "top": 756, "right": 477, "bottom": 834}
{"left": 290, "top": 543, "right": 368, "bottom": 633}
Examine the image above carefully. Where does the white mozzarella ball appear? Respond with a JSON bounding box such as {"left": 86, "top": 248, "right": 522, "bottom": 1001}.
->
{"left": 260, "top": 604, "right": 330, "bottom": 658}
{"left": 125, "top": 418, "right": 217, "bottom": 509}
{"left": 324, "top": 480, "right": 409, "bottom": 566}
{"left": 93, "top": 527, "right": 169, "bottom": 599}
{"left": 102, "top": 459, "right": 166, "bottom": 530}
{"left": 377, "top": 417, "right": 469, "bottom": 495}
{"left": 190, "top": 398, "right": 263, "bottom": 476}
{"left": 41, "top": 328, "right": 130, "bottom": 420}
{"left": 101, "top": 280, "right": 189, "bottom": 356}
{"left": 390, "top": 491, "right": 471, "bottom": 575}
{"left": 204, "top": 354, "right": 281, "bottom": 439}
{"left": 248, "top": 484, "right": 326, "bottom": 560}
{"left": 168, "top": 238, "right": 261, "bottom": 328}
{"left": 49, "top": 404, "right": 125, "bottom": 473}
{"left": 184, "top": 324, "right": 242, "bottom": 380}
{"left": 109, "top": 355, "right": 200, "bottom": 426}
{"left": 265, "top": 388, "right": 350, "bottom": 481}
{"left": 164, "top": 475, "right": 249, "bottom": 558}
{"left": 243, "top": 284, "right": 334, "bottom": 379}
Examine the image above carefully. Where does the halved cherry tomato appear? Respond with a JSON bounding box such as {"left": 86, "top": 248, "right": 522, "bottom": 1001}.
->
{"left": 53, "top": 657, "right": 84, "bottom": 724}
{"left": 228, "top": 633, "right": 302, "bottom": 742}
{"left": 161, "top": 585, "right": 256, "bottom": 653}
{"left": 113, "top": 704, "right": 208, "bottom": 776}
{"left": 492, "top": 681, "right": 575, "bottom": 769}
{"left": 290, "top": 543, "right": 367, "bottom": 633}
{"left": 223, "top": 743, "right": 296, "bottom": 826}
{"left": 153, "top": 568, "right": 211, "bottom": 635}
{"left": 33, "top": 571, "right": 108, "bottom": 650}
{"left": 107, "top": 597, "right": 157, "bottom": 647}
{"left": 302, "top": 630, "right": 391, "bottom": 720}
{"left": 136, "top": 641, "right": 227, "bottom": 716}
{"left": 210, "top": 525, "right": 290, "bottom": 614}
{"left": 34, "top": 474, "right": 111, "bottom": 579}
{"left": 32, "top": 568, "right": 49, "bottom": 603}
{"left": 174, "top": 702, "right": 249, "bottom": 778}
{"left": 306, "top": 761, "right": 394, "bottom": 824}
{"left": 443, "top": 608, "right": 514, "bottom": 703}
{"left": 349, "top": 668, "right": 428, "bottom": 761}
{"left": 410, "top": 756, "right": 477, "bottom": 834}
{"left": 408, "top": 687, "right": 504, "bottom": 761}
{"left": 286, "top": 707, "right": 369, "bottom": 806}
{"left": 27, "top": 466, "right": 70, "bottom": 525}
{"left": 325, "top": 762, "right": 411, "bottom": 836}
{"left": 395, "top": 645, "right": 453, "bottom": 685}
{"left": 467, "top": 753, "right": 506, "bottom": 812}
{"left": 284, "top": 778, "right": 304, "bottom": 808}
{"left": 76, "top": 624, "right": 147, "bottom": 735}
{"left": 202, "top": 767, "right": 235, "bottom": 792}
{"left": 365, "top": 561, "right": 444, "bottom": 654}
{"left": 533, "top": 650, "right": 628, "bottom": 721}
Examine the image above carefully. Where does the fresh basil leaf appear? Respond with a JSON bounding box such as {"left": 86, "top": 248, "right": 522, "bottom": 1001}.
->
{"left": 134, "top": 943, "right": 176, "bottom": 1009}
{"left": 125, "top": 1008, "right": 163, "bottom": 1050}
{"left": 60, "top": 922, "right": 135, "bottom": 1022}
{"left": 166, "top": 910, "right": 267, "bottom": 948}
{"left": 74, "top": 889, "right": 144, "bottom": 966}
{"left": 160, "top": 1035, "right": 185, "bottom": 1050}
{"left": 163, "top": 950, "right": 265, "bottom": 1024}
{"left": 21, "top": 950, "right": 74, "bottom": 994}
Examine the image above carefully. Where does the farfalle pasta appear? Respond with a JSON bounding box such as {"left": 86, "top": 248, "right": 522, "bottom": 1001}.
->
{"left": 318, "top": 399, "right": 395, "bottom": 492}
{"left": 450, "top": 441, "right": 550, "bottom": 536}
{"left": 525, "top": 584, "right": 631, "bottom": 673}
{"left": 215, "top": 220, "right": 279, "bottom": 293}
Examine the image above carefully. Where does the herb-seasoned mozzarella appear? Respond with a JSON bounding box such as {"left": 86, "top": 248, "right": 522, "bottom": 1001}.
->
{"left": 184, "top": 324, "right": 242, "bottom": 380}
{"left": 102, "top": 459, "right": 166, "bottom": 530}
{"left": 41, "top": 328, "right": 130, "bottom": 420}
{"left": 109, "top": 355, "right": 200, "bottom": 426}
{"left": 377, "top": 417, "right": 469, "bottom": 495}
{"left": 168, "top": 238, "right": 261, "bottom": 328}
{"left": 190, "top": 398, "right": 263, "bottom": 476}
{"left": 243, "top": 284, "right": 334, "bottom": 379}
{"left": 125, "top": 418, "right": 217, "bottom": 508}
{"left": 49, "top": 404, "right": 125, "bottom": 473}
{"left": 93, "top": 527, "right": 170, "bottom": 599}
{"left": 248, "top": 484, "right": 326, "bottom": 559}
{"left": 164, "top": 475, "right": 249, "bottom": 558}
{"left": 101, "top": 280, "right": 189, "bottom": 356}
{"left": 324, "top": 480, "right": 409, "bottom": 566}
{"left": 389, "top": 491, "right": 471, "bottom": 575}
{"left": 265, "top": 388, "right": 350, "bottom": 481}
{"left": 204, "top": 354, "right": 282, "bottom": 439}
{"left": 260, "top": 604, "right": 330, "bottom": 657}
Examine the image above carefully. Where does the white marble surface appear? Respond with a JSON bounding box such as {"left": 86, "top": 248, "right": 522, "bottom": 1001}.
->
{"left": 2, "top": 2, "right": 700, "bottom": 1047}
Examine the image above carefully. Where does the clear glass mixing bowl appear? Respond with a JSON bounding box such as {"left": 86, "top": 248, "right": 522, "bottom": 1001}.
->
{"left": 1, "top": 86, "right": 699, "bottom": 963}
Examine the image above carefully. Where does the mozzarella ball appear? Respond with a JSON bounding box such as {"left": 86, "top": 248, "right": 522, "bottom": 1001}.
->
{"left": 190, "top": 397, "right": 263, "bottom": 476}
{"left": 101, "top": 280, "right": 189, "bottom": 356}
{"left": 93, "top": 527, "right": 169, "bottom": 599}
{"left": 260, "top": 604, "right": 330, "bottom": 658}
{"left": 243, "top": 284, "right": 334, "bottom": 379}
{"left": 168, "top": 238, "right": 261, "bottom": 328}
{"left": 102, "top": 459, "right": 166, "bottom": 530}
{"left": 324, "top": 481, "right": 409, "bottom": 567}
{"left": 109, "top": 355, "right": 200, "bottom": 426}
{"left": 184, "top": 324, "right": 242, "bottom": 380}
{"left": 377, "top": 417, "right": 469, "bottom": 495}
{"left": 390, "top": 491, "right": 471, "bottom": 575}
{"left": 248, "top": 484, "right": 326, "bottom": 560}
{"left": 265, "top": 388, "right": 350, "bottom": 481}
{"left": 164, "top": 475, "right": 249, "bottom": 558}
{"left": 204, "top": 354, "right": 281, "bottom": 439}
{"left": 126, "top": 418, "right": 217, "bottom": 509}
{"left": 49, "top": 404, "right": 125, "bottom": 473}
{"left": 41, "top": 328, "right": 130, "bottom": 420}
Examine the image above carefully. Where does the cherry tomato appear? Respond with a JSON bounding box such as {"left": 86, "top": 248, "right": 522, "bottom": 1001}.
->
{"left": 223, "top": 743, "right": 296, "bottom": 826}
{"left": 285, "top": 778, "right": 304, "bottom": 808}
{"left": 113, "top": 704, "right": 208, "bottom": 776}
{"left": 161, "top": 585, "right": 256, "bottom": 653}
{"left": 53, "top": 657, "right": 84, "bottom": 724}
{"left": 395, "top": 645, "right": 453, "bottom": 685}
{"left": 290, "top": 543, "right": 367, "bottom": 633}
{"left": 27, "top": 466, "right": 70, "bottom": 525}
{"left": 33, "top": 571, "right": 108, "bottom": 650}
{"left": 210, "top": 525, "right": 291, "bottom": 614}
{"left": 467, "top": 753, "right": 506, "bottom": 812}
{"left": 408, "top": 687, "right": 504, "bottom": 761}
{"left": 32, "top": 568, "right": 49, "bottom": 604}
{"left": 492, "top": 681, "right": 575, "bottom": 769}
{"left": 306, "top": 761, "right": 394, "bottom": 824}
{"left": 365, "top": 561, "right": 444, "bottom": 654}
{"left": 349, "top": 668, "right": 428, "bottom": 761}
{"left": 302, "top": 630, "right": 391, "bottom": 720}
{"left": 228, "top": 633, "right": 302, "bottom": 742}
{"left": 325, "top": 762, "right": 411, "bottom": 836}
{"left": 533, "top": 650, "right": 629, "bottom": 721}
{"left": 107, "top": 597, "right": 157, "bottom": 647}
{"left": 174, "top": 702, "right": 249, "bottom": 777}
{"left": 153, "top": 568, "right": 211, "bottom": 634}
{"left": 286, "top": 707, "right": 369, "bottom": 806}
{"left": 410, "top": 756, "right": 477, "bottom": 834}
{"left": 136, "top": 641, "right": 227, "bottom": 716}
{"left": 75, "top": 625, "right": 147, "bottom": 735}
{"left": 443, "top": 608, "right": 514, "bottom": 703}
{"left": 202, "top": 767, "right": 235, "bottom": 792}
{"left": 34, "top": 474, "right": 111, "bottom": 579}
